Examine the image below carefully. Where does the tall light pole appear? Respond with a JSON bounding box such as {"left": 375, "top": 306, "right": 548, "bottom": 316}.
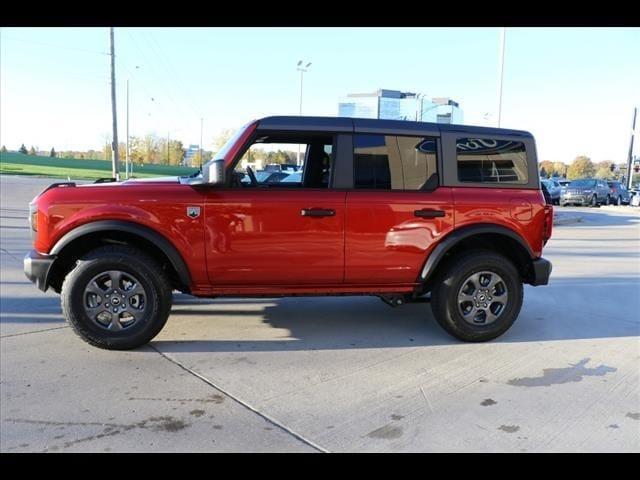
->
{"left": 126, "top": 65, "right": 140, "bottom": 179}
{"left": 296, "top": 60, "right": 312, "bottom": 166}
{"left": 496, "top": 27, "right": 506, "bottom": 128}
{"left": 109, "top": 27, "right": 120, "bottom": 181}
{"left": 626, "top": 107, "right": 637, "bottom": 190}
{"left": 199, "top": 117, "right": 203, "bottom": 170}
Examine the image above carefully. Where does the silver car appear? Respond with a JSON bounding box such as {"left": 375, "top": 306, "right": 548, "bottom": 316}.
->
{"left": 561, "top": 178, "right": 612, "bottom": 207}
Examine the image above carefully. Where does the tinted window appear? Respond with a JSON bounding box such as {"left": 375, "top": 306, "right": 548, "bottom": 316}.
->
{"left": 353, "top": 134, "right": 438, "bottom": 190}
{"left": 456, "top": 138, "right": 528, "bottom": 184}
{"left": 569, "top": 179, "right": 596, "bottom": 188}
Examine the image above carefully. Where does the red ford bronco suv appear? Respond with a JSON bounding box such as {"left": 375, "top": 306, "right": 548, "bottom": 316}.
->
{"left": 24, "top": 116, "right": 553, "bottom": 350}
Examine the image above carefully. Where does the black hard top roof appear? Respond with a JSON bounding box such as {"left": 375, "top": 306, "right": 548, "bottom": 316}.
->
{"left": 256, "top": 115, "right": 533, "bottom": 138}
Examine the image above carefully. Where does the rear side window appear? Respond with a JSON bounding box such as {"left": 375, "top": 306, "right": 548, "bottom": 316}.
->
{"left": 353, "top": 134, "right": 438, "bottom": 190}
{"left": 456, "top": 138, "right": 528, "bottom": 184}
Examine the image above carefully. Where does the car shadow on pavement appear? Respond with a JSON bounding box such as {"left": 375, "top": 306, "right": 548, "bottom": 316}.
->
{"left": 150, "top": 275, "right": 640, "bottom": 353}
{"left": 2, "top": 277, "right": 637, "bottom": 347}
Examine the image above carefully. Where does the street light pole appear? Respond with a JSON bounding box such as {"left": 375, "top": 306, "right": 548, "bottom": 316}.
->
{"left": 126, "top": 79, "right": 129, "bottom": 178}
{"left": 109, "top": 27, "right": 120, "bottom": 181}
{"left": 626, "top": 107, "right": 637, "bottom": 190}
{"left": 497, "top": 27, "right": 506, "bottom": 128}
{"left": 296, "top": 60, "right": 312, "bottom": 166}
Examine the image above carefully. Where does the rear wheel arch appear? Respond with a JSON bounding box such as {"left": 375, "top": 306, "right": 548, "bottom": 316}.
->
{"left": 47, "top": 220, "right": 191, "bottom": 293}
{"left": 420, "top": 224, "right": 535, "bottom": 287}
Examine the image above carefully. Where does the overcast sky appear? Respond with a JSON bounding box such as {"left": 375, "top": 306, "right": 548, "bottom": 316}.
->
{"left": 1, "top": 27, "right": 639, "bottom": 163}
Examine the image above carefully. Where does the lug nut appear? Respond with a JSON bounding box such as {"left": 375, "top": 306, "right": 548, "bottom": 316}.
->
{"left": 113, "top": 308, "right": 118, "bottom": 313}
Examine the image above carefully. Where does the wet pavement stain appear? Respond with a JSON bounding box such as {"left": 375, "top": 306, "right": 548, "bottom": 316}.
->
{"left": 189, "top": 409, "right": 206, "bottom": 418}
{"left": 366, "top": 424, "right": 403, "bottom": 440}
{"left": 608, "top": 424, "right": 620, "bottom": 429}
{"left": 391, "top": 414, "right": 404, "bottom": 421}
{"left": 480, "top": 399, "right": 497, "bottom": 406}
{"left": 498, "top": 425, "right": 520, "bottom": 433}
{"left": 507, "top": 358, "right": 616, "bottom": 387}
{"left": 7, "top": 415, "right": 191, "bottom": 452}
{"left": 626, "top": 412, "right": 640, "bottom": 420}
{"left": 127, "top": 393, "right": 225, "bottom": 404}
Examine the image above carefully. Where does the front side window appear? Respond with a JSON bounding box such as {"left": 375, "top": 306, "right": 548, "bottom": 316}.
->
{"left": 353, "top": 134, "right": 438, "bottom": 190}
{"left": 232, "top": 134, "right": 334, "bottom": 189}
{"left": 456, "top": 138, "right": 528, "bottom": 184}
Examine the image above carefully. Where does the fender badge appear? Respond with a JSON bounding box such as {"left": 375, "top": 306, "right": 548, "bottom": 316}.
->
{"left": 187, "top": 206, "right": 201, "bottom": 219}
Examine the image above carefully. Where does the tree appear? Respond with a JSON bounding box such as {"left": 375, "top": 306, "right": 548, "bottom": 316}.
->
{"left": 595, "top": 160, "right": 614, "bottom": 180}
{"left": 567, "top": 155, "right": 595, "bottom": 180}
{"left": 28, "top": 146, "right": 36, "bottom": 155}
{"left": 539, "top": 161, "right": 554, "bottom": 178}
{"left": 19, "top": 144, "right": 28, "bottom": 154}
{"left": 1, "top": 145, "right": 7, "bottom": 153}
{"left": 50, "top": 148, "right": 56, "bottom": 158}
{"left": 553, "top": 161, "right": 567, "bottom": 178}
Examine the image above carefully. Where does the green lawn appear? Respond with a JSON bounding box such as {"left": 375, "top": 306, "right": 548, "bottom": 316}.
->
{"left": 0, "top": 152, "right": 198, "bottom": 180}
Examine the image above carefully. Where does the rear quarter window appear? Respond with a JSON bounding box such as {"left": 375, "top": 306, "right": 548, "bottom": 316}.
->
{"left": 456, "top": 138, "right": 528, "bottom": 185}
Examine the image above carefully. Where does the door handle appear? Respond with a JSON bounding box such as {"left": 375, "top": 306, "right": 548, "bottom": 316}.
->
{"left": 301, "top": 208, "right": 335, "bottom": 217}
{"left": 414, "top": 209, "right": 445, "bottom": 218}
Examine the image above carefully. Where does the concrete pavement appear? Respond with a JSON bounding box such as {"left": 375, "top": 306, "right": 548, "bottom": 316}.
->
{"left": 1, "top": 175, "right": 639, "bottom": 452}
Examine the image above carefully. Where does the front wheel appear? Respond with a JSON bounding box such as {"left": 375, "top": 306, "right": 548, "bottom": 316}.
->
{"left": 61, "top": 245, "right": 173, "bottom": 350}
{"left": 617, "top": 196, "right": 622, "bottom": 206}
{"left": 590, "top": 195, "right": 597, "bottom": 207}
{"left": 430, "top": 250, "right": 523, "bottom": 342}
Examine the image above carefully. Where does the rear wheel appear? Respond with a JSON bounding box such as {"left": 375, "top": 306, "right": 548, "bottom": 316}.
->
{"left": 605, "top": 195, "right": 611, "bottom": 205}
{"left": 430, "top": 250, "right": 523, "bottom": 342}
{"left": 61, "top": 245, "right": 172, "bottom": 350}
{"left": 617, "top": 196, "right": 622, "bottom": 206}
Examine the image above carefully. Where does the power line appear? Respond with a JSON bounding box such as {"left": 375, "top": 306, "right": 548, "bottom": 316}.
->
{"left": 2, "top": 35, "right": 109, "bottom": 56}
{"left": 125, "top": 30, "right": 194, "bottom": 122}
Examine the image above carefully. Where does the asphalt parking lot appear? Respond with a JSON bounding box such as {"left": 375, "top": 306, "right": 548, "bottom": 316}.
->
{"left": 1, "top": 175, "right": 639, "bottom": 452}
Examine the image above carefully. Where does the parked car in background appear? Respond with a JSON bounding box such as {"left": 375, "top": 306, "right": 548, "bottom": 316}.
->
{"left": 607, "top": 181, "right": 631, "bottom": 205}
{"left": 240, "top": 170, "right": 289, "bottom": 184}
{"left": 561, "top": 178, "right": 611, "bottom": 206}
{"left": 541, "top": 179, "right": 561, "bottom": 205}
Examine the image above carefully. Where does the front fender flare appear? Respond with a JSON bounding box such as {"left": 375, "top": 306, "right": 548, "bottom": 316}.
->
{"left": 50, "top": 220, "right": 192, "bottom": 288}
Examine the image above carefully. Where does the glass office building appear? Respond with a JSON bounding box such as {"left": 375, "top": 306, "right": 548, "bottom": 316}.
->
{"left": 338, "top": 89, "right": 463, "bottom": 124}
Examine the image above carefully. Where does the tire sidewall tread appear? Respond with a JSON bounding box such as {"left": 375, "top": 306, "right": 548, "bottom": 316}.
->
{"left": 430, "top": 249, "right": 523, "bottom": 342}
{"left": 61, "top": 245, "right": 172, "bottom": 350}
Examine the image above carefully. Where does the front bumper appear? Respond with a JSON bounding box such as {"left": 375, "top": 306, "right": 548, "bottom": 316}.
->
{"left": 24, "top": 250, "right": 56, "bottom": 292}
{"left": 561, "top": 195, "right": 589, "bottom": 205}
{"left": 529, "top": 257, "right": 552, "bottom": 286}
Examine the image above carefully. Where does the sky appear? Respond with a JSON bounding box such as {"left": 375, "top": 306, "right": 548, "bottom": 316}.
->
{"left": 1, "top": 27, "right": 639, "bottom": 163}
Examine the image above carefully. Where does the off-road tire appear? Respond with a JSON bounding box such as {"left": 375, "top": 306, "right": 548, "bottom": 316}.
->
{"left": 430, "top": 249, "right": 523, "bottom": 342}
{"left": 61, "top": 245, "right": 172, "bottom": 350}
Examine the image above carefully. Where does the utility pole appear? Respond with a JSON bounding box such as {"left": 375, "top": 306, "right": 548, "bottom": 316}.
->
{"left": 167, "top": 131, "right": 170, "bottom": 165}
{"left": 497, "top": 27, "right": 506, "bottom": 128}
{"left": 109, "top": 27, "right": 120, "bottom": 181}
{"left": 626, "top": 107, "right": 637, "bottom": 190}
{"left": 199, "top": 118, "right": 203, "bottom": 170}
{"left": 296, "top": 60, "right": 312, "bottom": 166}
{"left": 126, "top": 79, "right": 129, "bottom": 178}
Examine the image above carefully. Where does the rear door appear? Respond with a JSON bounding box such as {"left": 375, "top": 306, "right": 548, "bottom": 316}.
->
{"left": 345, "top": 123, "right": 454, "bottom": 284}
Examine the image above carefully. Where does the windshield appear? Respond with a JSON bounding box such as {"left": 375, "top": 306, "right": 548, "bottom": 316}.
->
{"left": 213, "top": 124, "right": 252, "bottom": 161}
{"left": 569, "top": 179, "right": 596, "bottom": 188}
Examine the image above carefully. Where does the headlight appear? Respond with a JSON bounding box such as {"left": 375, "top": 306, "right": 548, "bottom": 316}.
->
{"left": 28, "top": 202, "right": 38, "bottom": 232}
{"left": 583, "top": 189, "right": 592, "bottom": 193}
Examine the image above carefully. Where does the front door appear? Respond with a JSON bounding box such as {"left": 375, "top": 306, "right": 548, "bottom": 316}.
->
{"left": 204, "top": 133, "right": 346, "bottom": 285}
